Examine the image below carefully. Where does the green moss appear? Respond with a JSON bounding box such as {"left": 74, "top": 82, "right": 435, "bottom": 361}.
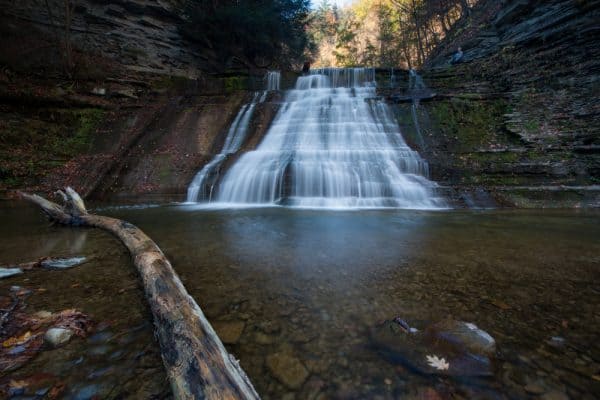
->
{"left": 67, "top": 109, "right": 104, "bottom": 153}
{"left": 426, "top": 98, "right": 511, "bottom": 151}
{"left": 223, "top": 76, "right": 248, "bottom": 92}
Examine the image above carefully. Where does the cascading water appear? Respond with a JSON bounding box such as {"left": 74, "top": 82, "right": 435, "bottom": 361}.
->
{"left": 266, "top": 71, "right": 281, "bottom": 91}
{"left": 187, "top": 70, "right": 282, "bottom": 202}
{"left": 408, "top": 69, "right": 428, "bottom": 150}
{"left": 188, "top": 67, "right": 445, "bottom": 209}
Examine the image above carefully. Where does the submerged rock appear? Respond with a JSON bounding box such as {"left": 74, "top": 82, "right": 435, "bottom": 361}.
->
{"left": 371, "top": 317, "right": 496, "bottom": 377}
{"left": 425, "top": 319, "right": 496, "bottom": 356}
{"left": 212, "top": 320, "right": 245, "bottom": 344}
{"left": 44, "top": 328, "right": 74, "bottom": 347}
{"left": 266, "top": 351, "right": 309, "bottom": 389}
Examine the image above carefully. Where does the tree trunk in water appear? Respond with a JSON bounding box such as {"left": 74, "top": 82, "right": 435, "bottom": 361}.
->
{"left": 20, "top": 188, "right": 260, "bottom": 400}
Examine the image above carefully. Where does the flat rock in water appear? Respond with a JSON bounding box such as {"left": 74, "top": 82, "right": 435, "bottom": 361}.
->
{"left": 371, "top": 318, "right": 495, "bottom": 377}
{"left": 0, "top": 268, "right": 23, "bottom": 279}
{"left": 266, "top": 351, "right": 309, "bottom": 389}
{"left": 212, "top": 320, "right": 245, "bottom": 344}
{"left": 41, "top": 257, "right": 86, "bottom": 269}
{"left": 425, "top": 319, "right": 496, "bottom": 356}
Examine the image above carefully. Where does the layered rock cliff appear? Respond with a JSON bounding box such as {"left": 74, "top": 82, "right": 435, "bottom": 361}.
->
{"left": 389, "top": 0, "right": 599, "bottom": 207}
{"left": 0, "top": 0, "right": 205, "bottom": 77}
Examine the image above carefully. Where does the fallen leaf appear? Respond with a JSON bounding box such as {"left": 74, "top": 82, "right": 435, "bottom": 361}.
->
{"left": 3, "top": 331, "right": 32, "bottom": 348}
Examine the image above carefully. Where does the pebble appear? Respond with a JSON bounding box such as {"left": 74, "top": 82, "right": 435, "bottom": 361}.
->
{"left": 44, "top": 327, "right": 74, "bottom": 347}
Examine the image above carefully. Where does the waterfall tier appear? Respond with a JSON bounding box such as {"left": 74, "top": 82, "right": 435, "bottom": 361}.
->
{"left": 189, "top": 67, "right": 445, "bottom": 209}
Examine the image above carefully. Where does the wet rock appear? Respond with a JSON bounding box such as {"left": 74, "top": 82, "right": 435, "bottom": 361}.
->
{"left": 266, "top": 351, "right": 309, "bottom": 389}
{"left": 371, "top": 318, "right": 495, "bottom": 377}
{"left": 41, "top": 257, "right": 86, "bottom": 269}
{"left": 213, "top": 320, "right": 245, "bottom": 344}
{"left": 0, "top": 267, "right": 23, "bottom": 279}
{"left": 44, "top": 328, "right": 74, "bottom": 347}
{"left": 425, "top": 319, "right": 496, "bottom": 356}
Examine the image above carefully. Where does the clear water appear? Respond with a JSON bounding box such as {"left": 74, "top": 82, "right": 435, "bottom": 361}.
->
{"left": 191, "top": 68, "right": 445, "bottom": 209}
{"left": 2, "top": 203, "right": 598, "bottom": 399}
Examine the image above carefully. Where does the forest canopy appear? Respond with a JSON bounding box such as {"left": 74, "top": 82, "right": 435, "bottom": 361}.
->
{"left": 181, "top": 0, "right": 312, "bottom": 69}
{"left": 180, "top": 0, "right": 476, "bottom": 70}
{"left": 309, "top": 0, "right": 477, "bottom": 68}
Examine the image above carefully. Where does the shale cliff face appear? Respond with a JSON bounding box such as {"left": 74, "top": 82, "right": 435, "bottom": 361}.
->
{"left": 0, "top": 0, "right": 207, "bottom": 77}
{"left": 0, "top": 0, "right": 278, "bottom": 200}
{"left": 397, "top": 0, "right": 599, "bottom": 207}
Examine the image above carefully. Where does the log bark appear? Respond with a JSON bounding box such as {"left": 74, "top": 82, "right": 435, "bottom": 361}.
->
{"left": 20, "top": 188, "right": 260, "bottom": 400}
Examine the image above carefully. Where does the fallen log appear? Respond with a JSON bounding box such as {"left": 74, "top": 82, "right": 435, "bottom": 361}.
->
{"left": 20, "top": 187, "right": 259, "bottom": 400}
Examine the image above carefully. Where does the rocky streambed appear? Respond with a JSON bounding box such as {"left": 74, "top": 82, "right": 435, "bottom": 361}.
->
{"left": 1, "top": 203, "right": 599, "bottom": 399}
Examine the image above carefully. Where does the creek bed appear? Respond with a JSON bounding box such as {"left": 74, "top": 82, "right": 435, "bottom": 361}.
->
{"left": 1, "top": 203, "right": 599, "bottom": 399}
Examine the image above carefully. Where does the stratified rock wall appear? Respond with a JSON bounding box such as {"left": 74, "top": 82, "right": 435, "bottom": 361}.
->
{"left": 411, "top": 0, "right": 599, "bottom": 207}
{"left": 0, "top": 0, "right": 210, "bottom": 77}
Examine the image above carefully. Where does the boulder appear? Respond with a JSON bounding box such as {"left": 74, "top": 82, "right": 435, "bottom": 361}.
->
{"left": 371, "top": 318, "right": 495, "bottom": 377}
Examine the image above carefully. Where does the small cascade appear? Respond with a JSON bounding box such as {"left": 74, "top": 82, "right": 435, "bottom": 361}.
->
{"left": 266, "top": 71, "right": 281, "bottom": 91}
{"left": 390, "top": 67, "right": 396, "bottom": 88}
{"left": 408, "top": 69, "right": 428, "bottom": 149}
{"left": 408, "top": 69, "right": 427, "bottom": 93}
{"left": 187, "top": 67, "right": 445, "bottom": 209}
{"left": 186, "top": 92, "right": 260, "bottom": 202}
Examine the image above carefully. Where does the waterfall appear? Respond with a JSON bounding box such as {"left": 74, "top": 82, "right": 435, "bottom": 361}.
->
{"left": 187, "top": 71, "right": 285, "bottom": 202}
{"left": 186, "top": 92, "right": 260, "bottom": 202}
{"left": 187, "top": 67, "right": 444, "bottom": 209}
{"left": 408, "top": 69, "right": 426, "bottom": 92}
{"left": 266, "top": 71, "right": 281, "bottom": 91}
{"left": 408, "top": 69, "right": 427, "bottom": 150}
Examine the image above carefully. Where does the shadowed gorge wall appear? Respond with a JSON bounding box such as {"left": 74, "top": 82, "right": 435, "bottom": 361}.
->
{"left": 386, "top": 0, "right": 599, "bottom": 207}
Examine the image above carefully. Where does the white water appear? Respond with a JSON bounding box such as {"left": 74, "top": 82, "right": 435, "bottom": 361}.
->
{"left": 266, "top": 71, "right": 281, "bottom": 91}
{"left": 191, "top": 67, "right": 444, "bottom": 209}
{"left": 186, "top": 93, "right": 260, "bottom": 202}
{"left": 187, "top": 71, "right": 283, "bottom": 202}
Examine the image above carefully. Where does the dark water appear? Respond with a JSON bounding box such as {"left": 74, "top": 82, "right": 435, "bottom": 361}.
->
{"left": 1, "top": 203, "right": 599, "bottom": 399}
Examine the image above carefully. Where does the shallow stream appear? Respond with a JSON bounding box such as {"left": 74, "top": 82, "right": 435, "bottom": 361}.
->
{"left": 1, "top": 203, "right": 599, "bottom": 399}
